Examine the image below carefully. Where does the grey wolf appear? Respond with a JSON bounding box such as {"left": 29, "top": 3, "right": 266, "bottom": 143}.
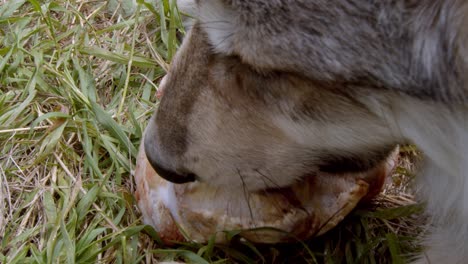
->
{"left": 143, "top": 1, "right": 468, "bottom": 262}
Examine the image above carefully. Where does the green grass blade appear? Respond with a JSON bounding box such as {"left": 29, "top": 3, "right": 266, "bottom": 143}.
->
{"left": 90, "top": 101, "right": 137, "bottom": 157}
{"left": 152, "top": 249, "right": 210, "bottom": 264}
{"left": 0, "top": 0, "right": 27, "bottom": 18}
{"left": 386, "top": 233, "right": 404, "bottom": 264}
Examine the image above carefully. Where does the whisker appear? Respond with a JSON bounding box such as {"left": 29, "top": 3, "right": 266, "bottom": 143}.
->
{"left": 211, "top": 32, "right": 235, "bottom": 49}
{"left": 255, "top": 169, "right": 310, "bottom": 216}
{"left": 254, "top": 168, "right": 282, "bottom": 189}
{"left": 237, "top": 169, "right": 255, "bottom": 225}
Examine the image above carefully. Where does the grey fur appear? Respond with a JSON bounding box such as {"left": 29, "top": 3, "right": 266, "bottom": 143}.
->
{"left": 204, "top": 0, "right": 468, "bottom": 101}
{"left": 144, "top": 1, "right": 468, "bottom": 262}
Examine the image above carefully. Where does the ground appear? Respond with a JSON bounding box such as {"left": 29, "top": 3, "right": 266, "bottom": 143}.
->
{"left": 0, "top": 1, "right": 424, "bottom": 263}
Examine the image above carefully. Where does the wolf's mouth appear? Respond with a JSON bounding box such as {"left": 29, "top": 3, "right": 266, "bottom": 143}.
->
{"left": 317, "top": 146, "right": 398, "bottom": 174}
{"left": 318, "top": 149, "right": 398, "bottom": 202}
{"left": 134, "top": 143, "right": 398, "bottom": 244}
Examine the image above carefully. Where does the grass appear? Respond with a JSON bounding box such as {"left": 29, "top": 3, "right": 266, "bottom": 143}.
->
{"left": 0, "top": 1, "right": 424, "bottom": 263}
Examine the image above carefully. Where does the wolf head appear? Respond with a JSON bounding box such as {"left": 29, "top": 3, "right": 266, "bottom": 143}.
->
{"left": 144, "top": 0, "right": 467, "bottom": 191}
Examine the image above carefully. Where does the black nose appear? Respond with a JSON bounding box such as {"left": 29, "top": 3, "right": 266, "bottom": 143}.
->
{"left": 147, "top": 158, "right": 196, "bottom": 184}
{"left": 144, "top": 137, "right": 196, "bottom": 184}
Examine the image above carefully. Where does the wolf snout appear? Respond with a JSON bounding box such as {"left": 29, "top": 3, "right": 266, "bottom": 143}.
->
{"left": 145, "top": 155, "right": 196, "bottom": 184}
{"left": 144, "top": 140, "right": 196, "bottom": 184}
{"left": 143, "top": 121, "right": 196, "bottom": 184}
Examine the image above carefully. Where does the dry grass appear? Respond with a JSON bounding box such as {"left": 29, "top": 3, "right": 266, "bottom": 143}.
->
{"left": 0, "top": 1, "right": 425, "bottom": 263}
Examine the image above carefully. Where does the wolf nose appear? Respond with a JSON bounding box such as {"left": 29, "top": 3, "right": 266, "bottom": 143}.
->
{"left": 147, "top": 158, "right": 196, "bottom": 184}
{"left": 143, "top": 136, "right": 196, "bottom": 184}
{"left": 143, "top": 113, "right": 196, "bottom": 184}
